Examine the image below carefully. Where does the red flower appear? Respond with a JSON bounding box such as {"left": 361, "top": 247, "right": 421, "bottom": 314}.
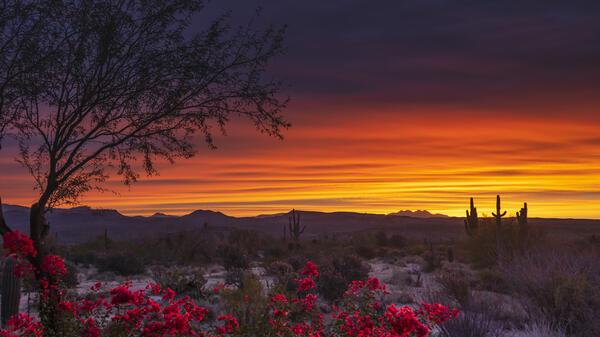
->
{"left": 41, "top": 254, "right": 66, "bottom": 277}
{"left": 296, "top": 278, "right": 315, "bottom": 291}
{"left": 2, "top": 231, "right": 36, "bottom": 258}
{"left": 301, "top": 261, "right": 319, "bottom": 277}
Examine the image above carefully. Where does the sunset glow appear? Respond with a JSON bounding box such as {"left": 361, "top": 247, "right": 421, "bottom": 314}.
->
{"left": 1, "top": 0, "right": 599, "bottom": 219}
{"left": 3, "top": 101, "right": 599, "bottom": 218}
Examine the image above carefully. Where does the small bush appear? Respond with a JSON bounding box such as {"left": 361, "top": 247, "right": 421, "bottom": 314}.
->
{"left": 502, "top": 249, "right": 600, "bottom": 337}
{"left": 151, "top": 265, "right": 207, "bottom": 299}
{"left": 477, "top": 268, "right": 507, "bottom": 293}
{"left": 286, "top": 255, "right": 308, "bottom": 271}
{"left": 514, "top": 319, "right": 567, "bottom": 337}
{"left": 96, "top": 253, "right": 145, "bottom": 276}
{"left": 218, "top": 244, "right": 248, "bottom": 271}
{"left": 375, "top": 231, "right": 388, "bottom": 246}
{"left": 389, "top": 234, "right": 406, "bottom": 248}
{"left": 268, "top": 261, "right": 293, "bottom": 279}
{"left": 355, "top": 245, "right": 376, "bottom": 259}
{"left": 61, "top": 261, "right": 79, "bottom": 289}
{"left": 317, "top": 254, "right": 369, "bottom": 301}
{"left": 440, "top": 311, "right": 502, "bottom": 337}
{"left": 224, "top": 268, "right": 244, "bottom": 287}
{"left": 436, "top": 272, "right": 471, "bottom": 307}
{"left": 228, "top": 229, "right": 260, "bottom": 256}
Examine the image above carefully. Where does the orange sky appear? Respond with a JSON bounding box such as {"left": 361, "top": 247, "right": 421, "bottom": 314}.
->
{"left": 2, "top": 1, "right": 600, "bottom": 219}
{"left": 2, "top": 99, "right": 599, "bottom": 218}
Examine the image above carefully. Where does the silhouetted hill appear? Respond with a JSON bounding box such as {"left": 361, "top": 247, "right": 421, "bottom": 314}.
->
{"left": 387, "top": 210, "right": 449, "bottom": 218}
{"left": 2, "top": 204, "right": 599, "bottom": 243}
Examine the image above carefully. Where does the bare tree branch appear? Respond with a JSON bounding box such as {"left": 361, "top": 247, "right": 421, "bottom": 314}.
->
{"left": 5, "top": 0, "right": 288, "bottom": 211}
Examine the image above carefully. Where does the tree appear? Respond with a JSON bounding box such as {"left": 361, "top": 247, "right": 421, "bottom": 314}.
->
{"left": 0, "top": 1, "right": 56, "bottom": 147}
{"left": 0, "top": 0, "right": 287, "bottom": 333}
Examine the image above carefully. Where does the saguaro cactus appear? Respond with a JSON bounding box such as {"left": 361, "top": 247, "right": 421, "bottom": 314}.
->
{"left": 288, "top": 209, "right": 305, "bottom": 242}
{"left": 516, "top": 202, "right": 529, "bottom": 248}
{"left": 1, "top": 257, "right": 22, "bottom": 327}
{"left": 516, "top": 202, "right": 528, "bottom": 226}
{"left": 492, "top": 195, "right": 506, "bottom": 261}
{"left": 464, "top": 197, "right": 478, "bottom": 237}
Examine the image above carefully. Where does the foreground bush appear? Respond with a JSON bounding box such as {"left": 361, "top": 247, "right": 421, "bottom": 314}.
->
{"left": 151, "top": 265, "right": 207, "bottom": 299}
{"left": 502, "top": 249, "right": 600, "bottom": 337}
{"left": 318, "top": 254, "right": 369, "bottom": 301}
{"left": 1, "top": 231, "right": 458, "bottom": 337}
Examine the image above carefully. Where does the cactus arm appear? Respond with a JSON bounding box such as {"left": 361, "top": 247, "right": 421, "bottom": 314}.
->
{"left": 501, "top": 211, "right": 507, "bottom": 217}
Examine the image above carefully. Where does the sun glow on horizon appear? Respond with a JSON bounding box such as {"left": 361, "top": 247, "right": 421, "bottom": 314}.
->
{"left": 2, "top": 103, "right": 600, "bottom": 219}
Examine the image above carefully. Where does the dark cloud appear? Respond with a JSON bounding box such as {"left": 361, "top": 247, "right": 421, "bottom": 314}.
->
{"left": 197, "top": 0, "right": 600, "bottom": 110}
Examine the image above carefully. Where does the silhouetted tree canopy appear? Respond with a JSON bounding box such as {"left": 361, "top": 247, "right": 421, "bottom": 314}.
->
{"left": 0, "top": 1, "right": 56, "bottom": 146}
{"left": 0, "top": 0, "right": 288, "bottom": 210}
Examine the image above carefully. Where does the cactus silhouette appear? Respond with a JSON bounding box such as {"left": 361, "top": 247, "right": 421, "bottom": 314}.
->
{"left": 464, "top": 197, "right": 478, "bottom": 237}
{"left": 492, "top": 195, "right": 507, "bottom": 262}
{"left": 1, "top": 257, "right": 21, "bottom": 327}
{"left": 288, "top": 209, "right": 305, "bottom": 242}
{"left": 516, "top": 202, "right": 529, "bottom": 249}
{"left": 516, "top": 202, "right": 528, "bottom": 226}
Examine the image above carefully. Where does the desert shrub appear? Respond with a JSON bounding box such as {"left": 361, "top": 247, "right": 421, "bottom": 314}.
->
{"left": 423, "top": 243, "right": 442, "bottom": 272}
{"left": 436, "top": 272, "right": 472, "bottom": 307}
{"left": 3, "top": 229, "right": 460, "bottom": 337}
{"left": 439, "top": 310, "right": 502, "bottom": 337}
{"left": 502, "top": 249, "right": 600, "bottom": 337}
{"left": 375, "top": 231, "right": 388, "bottom": 246}
{"left": 96, "top": 253, "right": 145, "bottom": 276}
{"left": 461, "top": 218, "right": 498, "bottom": 268}
{"left": 224, "top": 268, "right": 245, "bottom": 287}
{"left": 286, "top": 255, "right": 308, "bottom": 271}
{"left": 228, "top": 229, "right": 261, "bottom": 256}
{"left": 61, "top": 261, "right": 79, "bottom": 289}
{"left": 218, "top": 272, "right": 272, "bottom": 334}
{"left": 268, "top": 261, "right": 293, "bottom": 278}
{"left": 150, "top": 231, "right": 217, "bottom": 265}
{"left": 389, "top": 234, "right": 406, "bottom": 248}
{"left": 218, "top": 244, "right": 248, "bottom": 270}
{"left": 263, "top": 246, "right": 285, "bottom": 260}
{"left": 317, "top": 254, "right": 369, "bottom": 301}
{"left": 70, "top": 252, "right": 98, "bottom": 267}
{"left": 151, "top": 265, "right": 207, "bottom": 299}
{"left": 355, "top": 245, "right": 376, "bottom": 259}
{"left": 462, "top": 218, "right": 545, "bottom": 268}
{"left": 477, "top": 268, "right": 507, "bottom": 293}
{"left": 513, "top": 319, "right": 567, "bottom": 337}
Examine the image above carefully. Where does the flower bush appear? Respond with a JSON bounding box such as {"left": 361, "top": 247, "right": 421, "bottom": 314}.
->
{"left": 1, "top": 231, "right": 458, "bottom": 337}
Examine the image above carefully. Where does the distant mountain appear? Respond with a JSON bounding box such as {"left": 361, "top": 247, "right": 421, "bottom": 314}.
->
{"left": 2, "top": 204, "right": 599, "bottom": 243}
{"left": 387, "top": 210, "right": 449, "bottom": 218}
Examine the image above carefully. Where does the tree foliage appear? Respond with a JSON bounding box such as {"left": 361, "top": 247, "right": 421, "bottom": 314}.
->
{"left": 2, "top": 0, "right": 288, "bottom": 209}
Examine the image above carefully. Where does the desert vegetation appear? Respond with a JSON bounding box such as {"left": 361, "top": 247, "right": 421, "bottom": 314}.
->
{"left": 0, "top": 0, "right": 598, "bottom": 337}
{"left": 0, "top": 198, "right": 597, "bottom": 336}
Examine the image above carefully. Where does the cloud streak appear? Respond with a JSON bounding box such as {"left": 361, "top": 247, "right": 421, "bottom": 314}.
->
{"left": 1, "top": 1, "right": 600, "bottom": 218}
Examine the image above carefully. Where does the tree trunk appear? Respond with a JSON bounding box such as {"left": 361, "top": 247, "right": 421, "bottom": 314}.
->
{"left": 29, "top": 204, "right": 59, "bottom": 337}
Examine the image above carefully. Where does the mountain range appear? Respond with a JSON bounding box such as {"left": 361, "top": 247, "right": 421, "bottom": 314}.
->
{"left": 1, "top": 204, "right": 599, "bottom": 243}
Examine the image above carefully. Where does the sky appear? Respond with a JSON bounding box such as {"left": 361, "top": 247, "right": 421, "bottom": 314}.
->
{"left": 1, "top": 0, "right": 600, "bottom": 218}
